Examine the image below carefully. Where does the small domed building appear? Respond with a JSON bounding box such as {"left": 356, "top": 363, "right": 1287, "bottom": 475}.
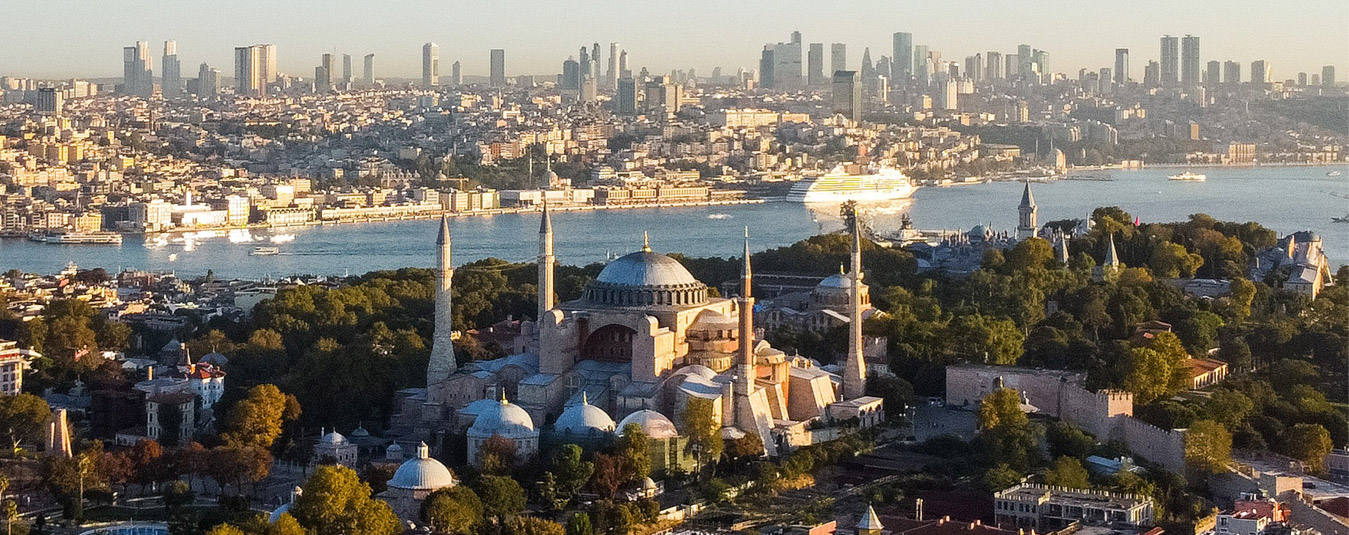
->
{"left": 616, "top": 409, "right": 696, "bottom": 473}
{"left": 466, "top": 397, "right": 539, "bottom": 466}
{"left": 312, "top": 429, "right": 358, "bottom": 467}
{"left": 378, "top": 442, "right": 457, "bottom": 524}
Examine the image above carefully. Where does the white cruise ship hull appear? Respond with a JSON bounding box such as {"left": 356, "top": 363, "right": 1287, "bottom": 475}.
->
{"left": 786, "top": 187, "right": 917, "bottom": 203}
{"left": 786, "top": 166, "right": 917, "bottom": 203}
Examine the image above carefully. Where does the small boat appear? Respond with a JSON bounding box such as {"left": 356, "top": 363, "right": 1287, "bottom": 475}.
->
{"left": 1329, "top": 171, "right": 1343, "bottom": 177}
{"left": 1168, "top": 171, "right": 1206, "bottom": 181}
{"left": 251, "top": 246, "right": 281, "bottom": 256}
{"left": 1333, "top": 214, "right": 1349, "bottom": 223}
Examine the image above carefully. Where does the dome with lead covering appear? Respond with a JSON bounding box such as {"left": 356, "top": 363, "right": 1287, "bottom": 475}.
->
{"left": 616, "top": 409, "right": 679, "bottom": 439}
{"left": 468, "top": 398, "right": 537, "bottom": 439}
{"left": 554, "top": 393, "right": 616, "bottom": 436}
{"left": 388, "top": 442, "right": 456, "bottom": 491}
{"left": 585, "top": 240, "right": 709, "bottom": 307}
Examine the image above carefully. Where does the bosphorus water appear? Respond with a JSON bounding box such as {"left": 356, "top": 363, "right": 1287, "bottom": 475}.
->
{"left": 2, "top": 166, "right": 1345, "bottom": 278}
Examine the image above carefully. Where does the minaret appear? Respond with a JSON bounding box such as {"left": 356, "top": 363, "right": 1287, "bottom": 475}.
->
{"left": 427, "top": 216, "right": 456, "bottom": 385}
{"left": 1016, "top": 180, "right": 1038, "bottom": 240}
{"left": 736, "top": 227, "right": 754, "bottom": 396}
{"left": 843, "top": 219, "right": 868, "bottom": 400}
{"left": 537, "top": 203, "right": 555, "bottom": 321}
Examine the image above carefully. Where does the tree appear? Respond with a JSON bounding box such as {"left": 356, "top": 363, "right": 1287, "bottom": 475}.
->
{"left": 162, "top": 480, "right": 194, "bottom": 514}
{"left": 726, "top": 433, "right": 765, "bottom": 460}
{"left": 1006, "top": 238, "right": 1055, "bottom": 271}
{"left": 1046, "top": 422, "right": 1095, "bottom": 459}
{"left": 125, "top": 439, "right": 165, "bottom": 491}
{"left": 1120, "top": 332, "right": 1191, "bottom": 404}
{"left": 1203, "top": 388, "right": 1253, "bottom": 431}
{"left": 206, "top": 525, "right": 246, "bottom": 535}
{"left": 1044, "top": 456, "right": 1091, "bottom": 489}
{"left": 978, "top": 388, "right": 1027, "bottom": 431}
{"left": 551, "top": 445, "right": 593, "bottom": 499}
{"left": 1184, "top": 420, "right": 1232, "bottom": 474}
{"left": 614, "top": 424, "right": 651, "bottom": 482}
{"left": 505, "top": 516, "right": 566, "bottom": 535}
{"left": 984, "top": 464, "right": 1022, "bottom": 491}
{"left": 1, "top": 475, "right": 17, "bottom": 535}
{"left": 947, "top": 314, "right": 1024, "bottom": 364}
{"left": 421, "top": 486, "right": 483, "bottom": 533}
{"left": 222, "top": 384, "right": 297, "bottom": 450}
{"left": 478, "top": 434, "right": 518, "bottom": 474}
{"left": 682, "top": 397, "right": 723, "bottom": 471}
{"left": 566, "top": 512, "right": 597, "bottom": 535}
{"left": 474, "top": 475, "right": 525, "bottom": 522}
{"left": 0, "top": 393, "right": 50, "bottom": 454}
{"left": 589, "top": 454, "right": 625, "bottom": 499}
{"left": 1150, "top": 242, "right": 1204, "bottom": 278}
{"left": 1282, "top": 424, "right": 1333, "bottom": 474}
{"left": 291, "top": 464, "right": 400, "bottom": 535}
{"left": 866, "top": 376, "right": 914, "bottom": 416}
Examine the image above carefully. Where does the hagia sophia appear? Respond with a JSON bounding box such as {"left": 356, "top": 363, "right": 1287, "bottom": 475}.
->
{"left": 394, "top": 206, "right": 885, "bottom": 466}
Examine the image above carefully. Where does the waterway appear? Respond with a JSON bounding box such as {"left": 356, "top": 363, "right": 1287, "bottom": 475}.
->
{"left": 1, "top": 165, "right": 1345, "bottom": 279}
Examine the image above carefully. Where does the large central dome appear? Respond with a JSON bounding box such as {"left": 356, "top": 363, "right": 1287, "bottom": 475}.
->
{"left": 596, "top": 251, "right": 700, "bottom": 287}
{"left": 585, "top": 244, "right": 709, "bottom": 307}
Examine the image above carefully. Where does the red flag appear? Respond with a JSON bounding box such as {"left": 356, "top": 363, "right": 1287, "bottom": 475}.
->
{"left": 1134, "top": 216, "right": 1140, "bottom": 226}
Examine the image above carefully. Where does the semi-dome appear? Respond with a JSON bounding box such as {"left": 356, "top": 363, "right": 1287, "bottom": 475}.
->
{"left": 690, "top": 309, "right": 737, "bottom": 330}
{"left": 585, "top": 238, "right": 709, "bottom": 307}
{"left": 388, "top": 442, "right": 456, "bottom": 491}
{"left": 553, "top": 393, "right": 616, "bottom": 436}
{"left": 616, "top": 409, "right": 679, "bottom": 439}
{"left": 468, "top": 398, "right": 537, "bottom": 439}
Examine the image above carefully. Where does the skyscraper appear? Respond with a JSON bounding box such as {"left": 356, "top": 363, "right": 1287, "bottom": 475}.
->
{"left": 1181, "top": 35, "right": 1200, "bottom": 90}
{"left": 607, "top": 42, "right": 619, "bottom": 89}
{"left": 965, "top": 53, "right": 983, "bottom": 83}
{"left": 1251, "top": 60, "right": 1270, "bottom": 87}
{"left": 562, "top": 59, "right": 580, "bottom": 90}
{"left": 1205, "top": 61, "right": 1220, "bottom": 88}
{"left": 591, "top": 43, "right": 601, "bottom": 81}
{"left": 771, "top": 36, "right": 803, "bottom": 90}
{"left": 1114, "top": 48, "right": 1129, "bottom": 85}
{"left": 1160, "top": 35, "right": 1179, "bottom": 88}
{"left": 830, "top": 43, "right": 846, "bottom": 75}
{"left": 832, "top": 70, "right": 861, "bottom": 122}
{"left": 892, "top": 32, "right": 912, "bottom": 83}
{"left": 161, "top": 41, "right": 181, "bottom": 98}
{"left": 759, "top": 47, "right": 775, "bottom": 89}
{"left": 363, "top": 54, "right": 375, "bottom": 85}
{"left": 234, "top": 45, "right": 262, "bottom": 96}
{"left": 1017, "top": 44, "right": 1033, "bottom": 78}
{"left": 490, "top": 49, "right": 506, "bottom": 87}
{"left": 1297, "top": 72, "right": 1308, "bottom": 86}
{"left": 1144, "top": 61, "right": 1161, "bottom": 88}
{"left": 913, "top": 44, "right": 930, "bottom": 84}
{"left": 450, "top": 61, "right": 462, "bottom": 86}
{"left": 342, "top": 54, "right": 352, "bottom": 84}
{"left": 422, "top": 43, "right": 439, "bottom": 87}
{"left": 122, "top": 41, "right": 153, "bottom": 97}
{"left": 807, "top": 43, "right": 825, "bottom": 86}
{"left": 616, "top": 77, "right": 636, "bottom": 115}
{"left": 1224, "top": 61, "right": 1241, "bottom": 85}
{"left": 1324, "top": 65, "right": 1337, "bottom": 87}
{"left": 197, "top": 62, "right": 220, "bottom": 100}
{"left": 987, "top": 51, "right": 1003, "bottom": 80}
{"left": 618, "top": 50, "right": 629, "bottom": 79}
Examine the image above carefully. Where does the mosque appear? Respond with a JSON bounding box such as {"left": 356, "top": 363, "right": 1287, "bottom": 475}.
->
{"left": 395, "top": 207, "right": 884, "bottom": 463}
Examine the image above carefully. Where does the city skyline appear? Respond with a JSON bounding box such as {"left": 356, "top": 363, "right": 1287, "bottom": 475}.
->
{"left": 4, "top": 0, "right": 1346, "bottom": 80}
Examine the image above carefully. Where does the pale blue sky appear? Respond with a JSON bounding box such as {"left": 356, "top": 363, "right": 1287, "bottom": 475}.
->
{"left": 5, "top": 0, "right": 1346, "bottom": 80}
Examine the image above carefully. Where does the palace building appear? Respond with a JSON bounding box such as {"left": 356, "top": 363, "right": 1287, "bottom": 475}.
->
{"left": 395, "top": 207, "right": 883, "bottom": 461}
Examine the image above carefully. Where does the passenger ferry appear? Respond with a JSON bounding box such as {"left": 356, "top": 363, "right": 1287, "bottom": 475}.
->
{"left": 27, "top": 231, "right": 124, "bottom": 245}
{"left": 1167, "top": 171, "right": 1207, "bottom": 181}
{"left": 251, "top": 246, "right": 281, "bottom": 256}
{"left": 787, "top": 164, "right": 917, "bottom": 203}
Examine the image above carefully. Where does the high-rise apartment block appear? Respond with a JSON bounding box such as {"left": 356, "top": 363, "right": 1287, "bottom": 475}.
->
{"left": 1180, "top": 35, "right": 1200, "bottom": 90}
{"left": 234, "top": 44, "right": 275, "bottom": 96}
{"left": 616, "top": 78, "right": 636, "bottom": 115}
{"left": 807, "top": 43, "right": 825, "bottom": 86}
{"left": 1324, "top": 65, "right": 1337, "bottom": 87}
{"left": 1224, "top": 61, "right": 1241, "bottom": 85}
{"left": 830, "top": 43, "right": 847, "bottom": 75}
{"left": 892, "top": 32, "right": 912, "bottom": 83}
{"left": 197, "top": 63, "right": 220, "bottom": 99}
{"left": 161, "top": 41, "right": 182, "bottom": 98}
{"left": 363, "top": 54, "right": 375, "bottom": 85}
{"left": 1114, "top": 48, "right": 1129, "bottom": 85}
{"left": 123, "top": 41, "right": 153, "bottom": 97}
{"left": 1159, "top": 35, "right": 1179, "bottom": 88}
{"left": 1205, "top": 61, "right": 1221, "bottom": 87}
{"left": 422, "top": 43, "right": 439, "bottom": 87}
{"left": 987, "top": 51, "right": 1003, "bottom": 80}
{"left": 1251, "top": 60, "right": 1270, "bottom": 87}
{"left": 490, "top": 49, "right": 507, "bottom": 87}
{"left": 832, "top": 70, "right": 862, "bottom": 122}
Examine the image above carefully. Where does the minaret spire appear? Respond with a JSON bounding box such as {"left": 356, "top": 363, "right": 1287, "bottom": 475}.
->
{"left": 736, "top": 227, "right": 754, "bottom": 395}
{"left": 843, "top": 215, "right": 867, "bottom": 400}
{"left": 538, "top": 202, "right": 555, "bottom": 321}
{"left": 428, "top": 215, "right": 457, "bottom": 385}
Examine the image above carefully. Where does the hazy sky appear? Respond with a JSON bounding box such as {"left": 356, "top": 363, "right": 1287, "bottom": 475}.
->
{"left": 6, "top": 0, "right": 1347, "bottom": 81}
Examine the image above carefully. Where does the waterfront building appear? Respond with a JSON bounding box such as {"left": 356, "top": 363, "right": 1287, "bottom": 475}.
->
{"left": 397, "top": 216, "right": 882, "bottom": 456}
{"left": 422, "top": 43, "right": 439, "bottom": 87}
{"left": 490, "top": 49, "right": 506, "bottom": 87}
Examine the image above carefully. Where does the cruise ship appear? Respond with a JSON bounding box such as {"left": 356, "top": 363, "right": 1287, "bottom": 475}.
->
{"left": 27, "top": 231, "right": 124, "bottom": 245}
{"left": 786, "top": 164, "right": 917, "bottom": 203}
{"left": 1168, "top": 171, "right": 1207, "bottom": 181}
